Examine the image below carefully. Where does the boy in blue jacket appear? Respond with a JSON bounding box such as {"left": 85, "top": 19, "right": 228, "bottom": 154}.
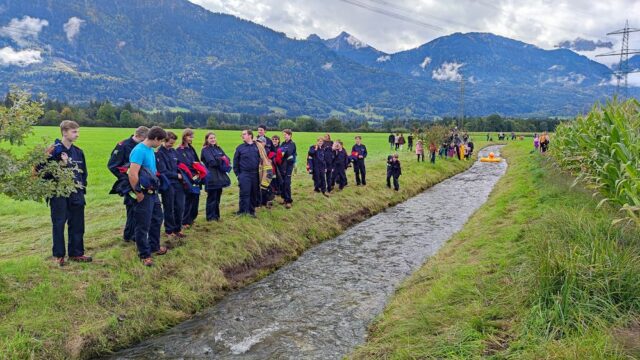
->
{"left": 351, "top": 135, "right": 367, "bottom": 186}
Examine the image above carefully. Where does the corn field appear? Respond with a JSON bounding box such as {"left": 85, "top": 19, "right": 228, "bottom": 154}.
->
{"left": 552, "top": 98, "right": 640, "bottom": 225}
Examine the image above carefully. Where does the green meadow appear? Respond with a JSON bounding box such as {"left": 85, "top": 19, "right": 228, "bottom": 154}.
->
{"left": 0, "top": 126, "right": 489, "bottom": 358}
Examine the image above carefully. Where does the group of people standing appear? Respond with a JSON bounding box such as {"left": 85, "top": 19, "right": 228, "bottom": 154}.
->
{"left": 388, "top": 132, "right": 414, "bottom": 151}
{"left": 533, "top": 132, "right": 550, "bottom": 153}
{"left": 43, "top": 121, "right": 411, "bottom": 267}
{"left": 306, "top": 134, "right": 368, "bottom": 195}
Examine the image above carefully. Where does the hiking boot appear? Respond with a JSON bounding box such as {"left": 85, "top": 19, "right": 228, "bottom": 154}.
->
{"left": 142, "top": 258, "right": 154, "bottom": 267}
{"left": 54, "top": 257, "right": 65, "bottom": 267}
{"left": 69, "top": 255, "right": 93, "bottom": 263}
{"left": 155, "top": 246, "right": 168, "bottom": 256}
{"left": 285, "top": 203, "right": 292, "bottom": 209}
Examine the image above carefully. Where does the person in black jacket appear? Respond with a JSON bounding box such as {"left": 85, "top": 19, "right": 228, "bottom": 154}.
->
{"left": 388, "top": 132, "right": 395, "bottom": 150}
{"left": 351, "top": 135, "right": 367, "bottom": 186}
{"left": 233, "top": 129, "right": 261, "bottom": 217}
{"left": 45, "top": 121, "right": 92, "bottom": 266}
{"left": 256, "top": 124, "right": 274, "bottom": 153}
{"left": 308, "top": 137, "right": 328, "bottom": 195}
{"left": 279, "top": 129, "right": 297, "bottom": 208}
{"left": 177, "top": 128, "right": 201, "bottom": 228}
{"left": 323, "top": 133, "right": 334, "bottom": 192}
{"left": 386, "top": 153, "right": 402, "bottom": 191}
{"left": 156, "top": 131, "right": 186, "bottom": 238}
{"left": 107, "top": 126, "right": 148, "bottom": 242}
{"left": 201, "top": 132, "right": 231, "bottom": 221}
{"left": 331, "top": 140, "right": 348, "bottom": 191}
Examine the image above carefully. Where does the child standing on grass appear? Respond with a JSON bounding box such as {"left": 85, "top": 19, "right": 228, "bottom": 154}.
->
{"left": 386, "top": 153, "right": 402, "bottom": 191}
{"left": 429, "top": 141, "right": 437, "bottom": 164}
{"left": 533, "top": 134, "right": 540, "bottom": 152}
{"left": 415, "top": 140, "right": 424, "bottom": 162}
{"left": 331, "top": 140, "right": 348, "bottom": 191}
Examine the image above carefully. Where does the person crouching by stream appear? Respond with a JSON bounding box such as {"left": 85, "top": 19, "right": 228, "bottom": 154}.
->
{"left": 386, "top": 153, "right": 401, "bottom": 191}
{"left": 201, "top": 132, "right": 231, "bottom": 221}
{"left": 331, "top": 140, "right": 348, "bottom": 191}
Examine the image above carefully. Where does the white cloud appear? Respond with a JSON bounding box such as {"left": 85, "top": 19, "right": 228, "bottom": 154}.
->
{"left": 376, "top": 55, "right": 391, "bottom": 62}
{"left": 0, "top": 16, "right": 49, "bottom": 46}
{"left": 548, "top": 64, "right": 564, "bottom": 71}
{"left": 322, "top": 62, "right": 332, "bottom": 70}
{"left": 432, "top": 62, "right": 463, "bottom": 81}
{"left": 116, "top": 40, "right": 127, "bottom": 49}
{"left": 63, "top": 17, "right": 85, "bottom": 42}
{"left": 544, "top": 72, "right": 587, "bottom": 86}
{"left": 0, "top": 46, "right": 42, "bottom": 66}
{"left": 419, "top": 56, "right": 431, "bottom": 69}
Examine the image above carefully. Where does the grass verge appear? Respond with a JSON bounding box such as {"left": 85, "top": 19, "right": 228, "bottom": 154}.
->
{"left": 350, "top": 141, "right": 640, "bottom": 359}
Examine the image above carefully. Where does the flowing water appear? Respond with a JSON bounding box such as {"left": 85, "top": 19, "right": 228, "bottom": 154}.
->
{"left": 110, "top": 145, "right": 507, "bottom": 359}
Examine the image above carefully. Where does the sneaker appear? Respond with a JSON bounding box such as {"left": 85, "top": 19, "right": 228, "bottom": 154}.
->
{"left": 69, "top": 255, "right": 93, "bottom": 263}
{"left": 155, "top": 246, "right": 168, "bottom": 256}
{"left": 142, "top": 258, "right": 154, "bottom": 267}
{"left": 54, "top": 257, "right": 65, "bottom": 267}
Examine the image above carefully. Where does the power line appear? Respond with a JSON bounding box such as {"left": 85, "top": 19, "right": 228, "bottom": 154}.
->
{"left": 337, "top": 0, "right": 444, "bottom": 32}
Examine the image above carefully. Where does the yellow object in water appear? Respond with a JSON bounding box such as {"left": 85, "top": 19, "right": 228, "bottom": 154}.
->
{"left": 480, "top": 152, "right": 502, "bottom": 163}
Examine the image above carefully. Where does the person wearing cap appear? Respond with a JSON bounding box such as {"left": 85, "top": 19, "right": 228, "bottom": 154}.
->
{"left": 128, "top": 126, "right": 169, "bottom": 267}
{"left": 44, "top": 120, "right": 91, "bottom": 266}
{"left": 233, "top": 129, "right": 261, "bottom": 216}
{"left": 278, "top": 129, "right": 297, "bottom": 208}
{"left": 351, "top": 135, "right": 367, "bottom": 186}
{"left": 108, "top": 126, "right": 148, "bottom": 242}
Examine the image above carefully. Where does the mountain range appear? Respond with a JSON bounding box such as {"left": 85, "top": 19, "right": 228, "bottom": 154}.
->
{"left": 0, "top": 0, "right": 636, "bottom": 119}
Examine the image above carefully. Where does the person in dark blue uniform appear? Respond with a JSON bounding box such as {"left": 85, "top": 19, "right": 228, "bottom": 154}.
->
{"left": 156, "top": 131, "right": 186, "bottom": 238}
{"left": 307, "top": 137, "right": 328, "bottom": 195}
{"left": 176, "top": 128, "right": 201, "bottom": 228}
{"left": 331, "top": 140, "right": 348, "bottom": 191}
{"left": 279, "top": 129, "right": 297, "bottom": 208}
{"left": 129, "top": 126, "right": 168, "bottom": 267}
{"left": 233, "top": 129, "right": 261, "bottom": 217}
{"left": 386, "top": 153, "right": 402, "bottom": 191}
{"left": 322, "top": 134, "right": 334, "bottom": 192}
{"left": 269, "top": 135, "right": 283, "bottom": 197}
{"left": 108, "top": 126, "right": 148, "bottom": 242}
{"left": 351, "top": 135, "right": 367, "bottom": 186}
{"left": 45, "top": 121, "right": 92, "bottom": 266}
{"left": 201, "top": 132, "right": 231, "bottom": 221}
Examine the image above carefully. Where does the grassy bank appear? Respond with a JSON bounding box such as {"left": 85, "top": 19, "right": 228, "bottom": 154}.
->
{"left": 350, "top": 141, "right": 640, "bottom": 359}
{"left": 0, "top": 127, "right": 490, "bottom": 358}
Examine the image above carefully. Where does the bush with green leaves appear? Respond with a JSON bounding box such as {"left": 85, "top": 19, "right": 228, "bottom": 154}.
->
{"left": 552, "top": 98, "right": 640, "bottom": 224}
{"left": 0, "top": 90, "right": 78, "bottom": 201}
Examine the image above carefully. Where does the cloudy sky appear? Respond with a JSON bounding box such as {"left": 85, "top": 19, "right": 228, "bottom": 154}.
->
{"left": 189, "top": 0, "right": 640, "bottom": 66}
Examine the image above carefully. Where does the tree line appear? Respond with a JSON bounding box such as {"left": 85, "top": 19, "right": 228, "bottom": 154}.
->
{"left": 5, "top": 92, "right": 566, "bottom": 133}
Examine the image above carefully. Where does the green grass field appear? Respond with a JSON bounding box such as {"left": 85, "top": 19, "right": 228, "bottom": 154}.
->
{"left": 0, "top": 126, "right": 491, "bottom": 358}
{"left": 350, "top": 141, "right": 640, "bottom": 359}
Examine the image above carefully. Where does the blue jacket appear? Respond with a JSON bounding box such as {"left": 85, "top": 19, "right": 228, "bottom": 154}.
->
{"left": 47, "top": 139, "right": 88, "bottom": 191}
{"left": 351, "top": 144, "right": 367, "bottom": 162}
{"left": 156, "top": 146, "right": 181, "bottom": 187}
{"left": 201, "top": 145, "right": 231, "bottom": 190}
{"left": 107, "top": 136, "right": 137, "bottom": 179}
{"left": 387, "top": 156, "right": 402, "bottom": 177}
{"left": 322, "top": 141, "right": 334, "bottom": 168}
{"left": 307, "top": 145, "right": 326, "bottom": 173}
{"left": 233, "top": 142, "right": 260, "bottom": 176}
{"left": 332, "top": 149, "right": 348, "bottom": 171}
